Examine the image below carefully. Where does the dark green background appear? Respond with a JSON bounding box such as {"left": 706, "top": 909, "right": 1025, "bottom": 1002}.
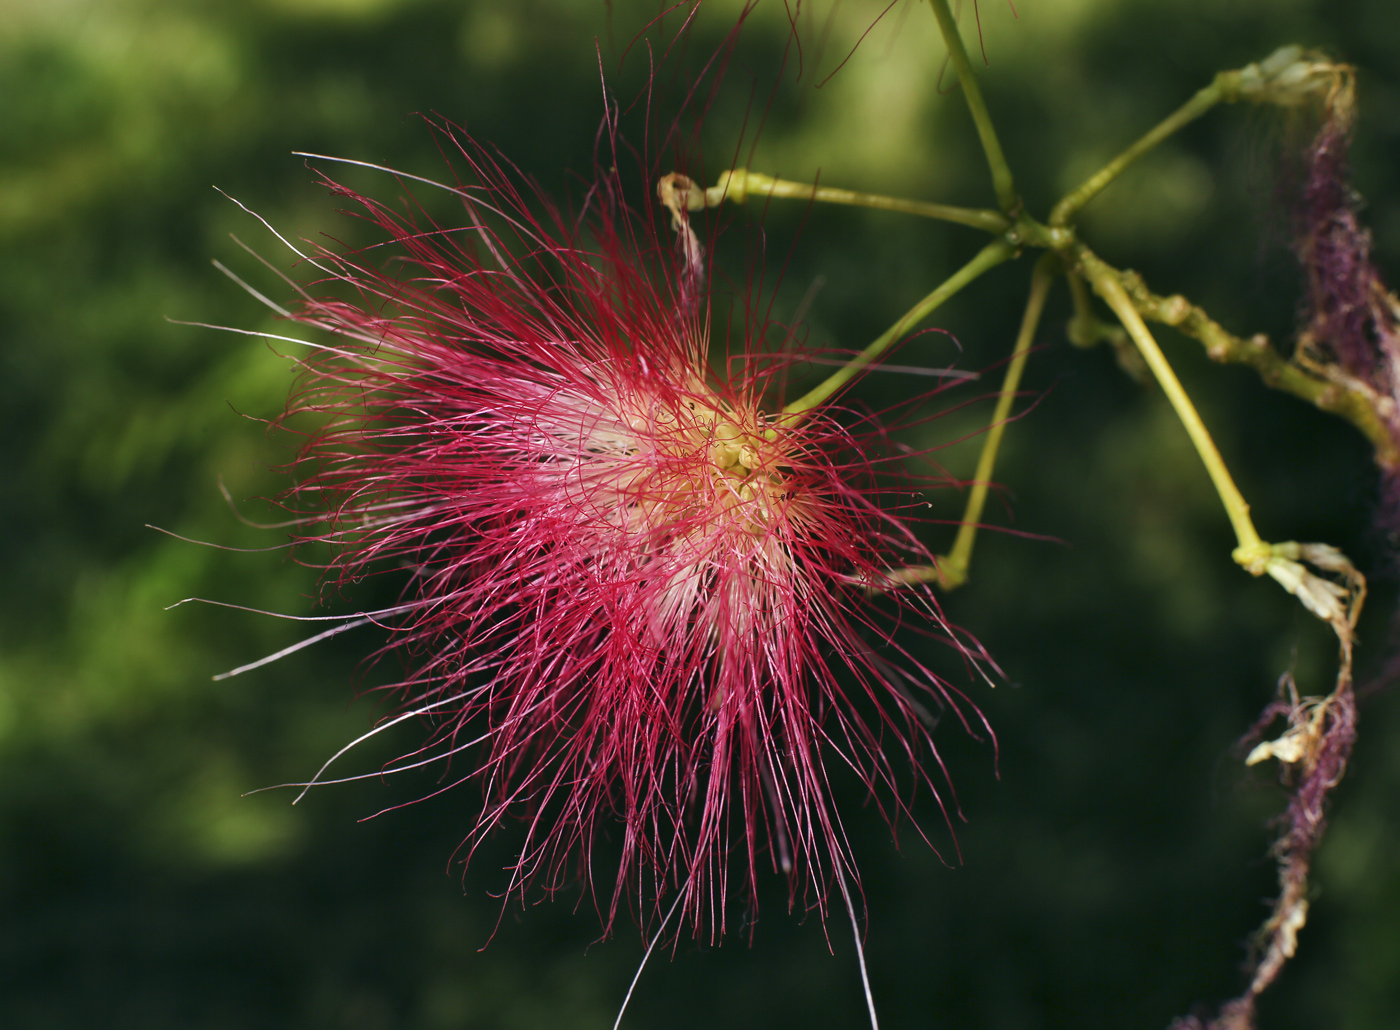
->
{"left": 3, "top": 1, "right": 1399, "bottom": 1027}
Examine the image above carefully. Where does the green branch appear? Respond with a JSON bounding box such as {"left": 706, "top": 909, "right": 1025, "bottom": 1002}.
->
{"left": 1109, "top": 268, "right": 1400, "bottom": 468}
{"left": 1050, "top": 47, "right": 1351, "bottom": 228}
{"left": 1049, "top": 79, "right": 1224, "bottom": 227}
{"left": 939, "top": 253, "right": 1059, "bottom": 587}
{"left": 869, "top": 254, "right": 1062, "bottom": 594}
{"left": 708, "top": 170, "right": 1009, "bottom": 234}
{"left": 1065, "top": 271, "right": 1148, "bottom": 381}
{"left": 1082, "top": 248, "right": 1266, "bottom": 562}
{"left": 782, "top": 239, "right": 1016, "bottom": 418}
{"left": 926, "top": 0, "right": 1018, "bottom": 213}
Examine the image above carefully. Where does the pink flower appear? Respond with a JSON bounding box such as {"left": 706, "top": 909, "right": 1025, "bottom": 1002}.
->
{"left": 270, "top": 130, "right": 990, "bottom": 941}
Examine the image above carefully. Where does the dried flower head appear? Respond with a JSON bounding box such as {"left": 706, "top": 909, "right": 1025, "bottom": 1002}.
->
{"left": 253, "top": 129, "right": 989, "bottom": 942}
{"left": 1287, "top": 63, "right": 1400, "bottom": 530}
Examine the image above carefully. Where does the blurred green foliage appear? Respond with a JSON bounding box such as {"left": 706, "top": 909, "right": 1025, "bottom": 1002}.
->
{"left": 2, "top": 1, "right": 1399, "bottom": 1027}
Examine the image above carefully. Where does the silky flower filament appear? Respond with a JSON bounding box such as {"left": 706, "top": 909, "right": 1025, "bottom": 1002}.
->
{"left": 248, "top": 137, "right": 989, "bottom": 945}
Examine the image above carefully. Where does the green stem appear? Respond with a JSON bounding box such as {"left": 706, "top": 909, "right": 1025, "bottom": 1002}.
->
{"left": 1065, "top": 270, "right": 1147, "bottom": 380}
{"left": 782, "top": 239, "right": 1015, "bottom": 418}
{"left": 1049, "top": 48, "right": 1353, "bottom": 228}
{"left": 1112, "top": 269, "right": 1400, "bottom": 467}
{"left": 939, "top": 253, "right": 1059, "bottom": 588}
{"left": 1049, "top": 76, "right": 1225, "bottom": 227}
{"left": 711, "top": 170, "right": 1009, "bottom": 234}
{"left": 1084, "top": 250, "right": 1267, "bottom": 561}
{"left": 1066, "top": 271, "right": 1112, "bottom": 347}
{"left": 926, "top": 0, "right": 1018, "bottom": 213}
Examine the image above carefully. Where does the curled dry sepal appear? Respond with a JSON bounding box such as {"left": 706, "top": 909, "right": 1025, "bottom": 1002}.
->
{"left": 265, "top": 127, "right": 993, "bottom": 942}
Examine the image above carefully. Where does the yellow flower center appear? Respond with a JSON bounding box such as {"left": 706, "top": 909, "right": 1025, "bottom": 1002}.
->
{"left": 608, "top": 384, "right": 790, "bottom": 535}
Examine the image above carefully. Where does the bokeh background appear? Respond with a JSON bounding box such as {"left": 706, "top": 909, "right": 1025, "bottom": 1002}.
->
{"left": 3, "top": 1, "right": 1400, "bottom": 1027}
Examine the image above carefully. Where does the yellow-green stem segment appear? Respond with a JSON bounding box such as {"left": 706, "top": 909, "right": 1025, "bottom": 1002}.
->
{"left": 1050, "top": 78, "right": 1225, "bottom": 227}
{"left": 1085, "top": 253, "right": 1269, "bottom": 568}
{"left": 926, "top": 0, "right": 1018, "bottom": 214}
{"left": 782, "top": 239, "right": 1015, "bottom": 418}
{"left": 712, "top": 169, "right": 1010, "bottom": 234}
{"left": 940, "top": 254, "right": 1058, "bottom": 587}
